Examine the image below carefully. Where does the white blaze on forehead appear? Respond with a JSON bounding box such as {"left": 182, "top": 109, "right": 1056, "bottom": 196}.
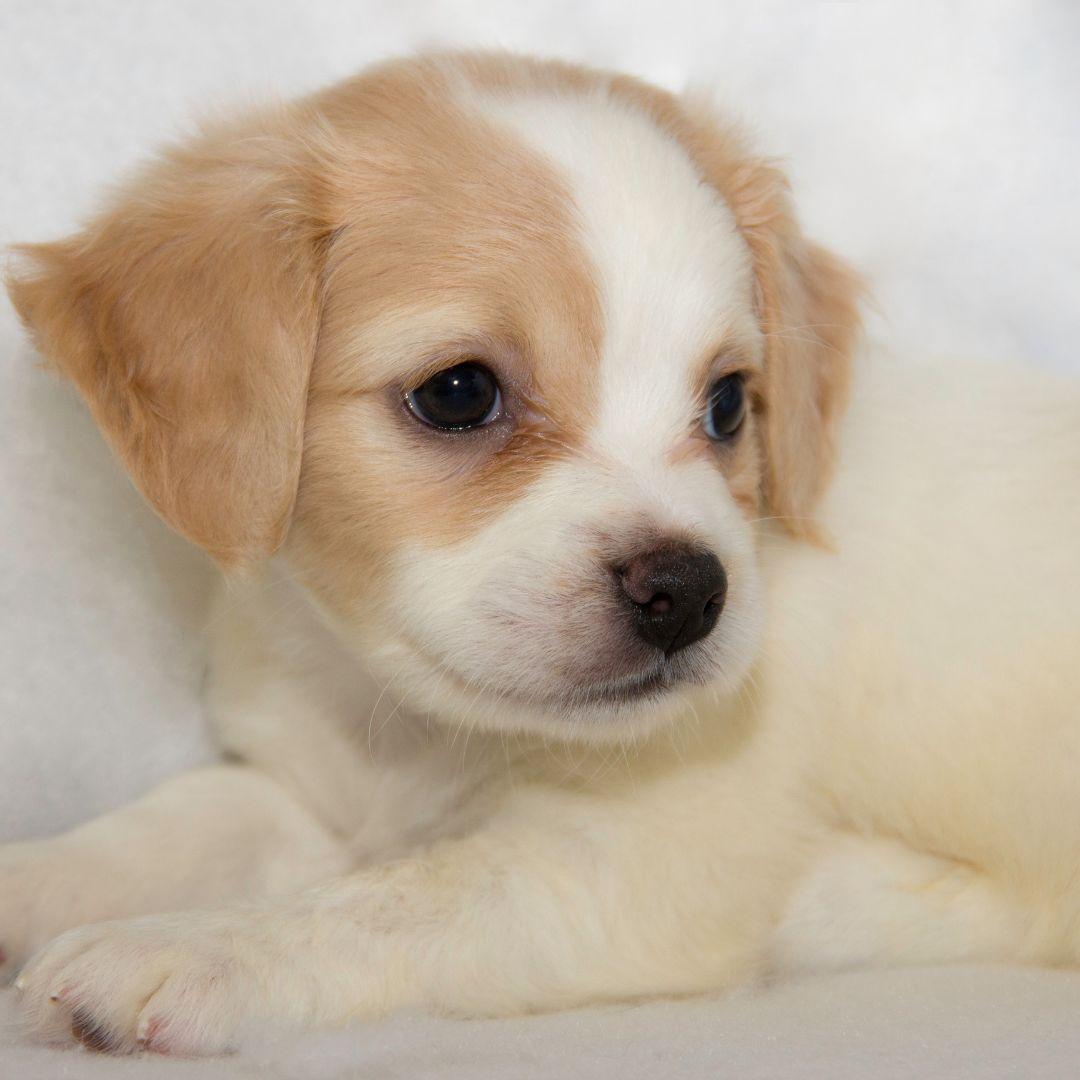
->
{"left": 468, "top": 87, "right": 756, "bottom": 465}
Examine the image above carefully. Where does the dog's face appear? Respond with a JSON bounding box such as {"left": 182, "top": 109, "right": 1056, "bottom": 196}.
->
{"left": 8, "top": 54, "right": 859, "bottom": 741}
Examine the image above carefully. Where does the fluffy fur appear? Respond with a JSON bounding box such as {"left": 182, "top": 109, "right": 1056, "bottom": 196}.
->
{"left": 2, "top": 51, "right": 1078, "bottom": 1056}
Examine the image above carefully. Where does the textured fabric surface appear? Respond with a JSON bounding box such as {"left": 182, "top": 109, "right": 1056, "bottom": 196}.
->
{"left": 2, "top": 1, "right": 1078, "bottom": 1075}
{"left": 4, "top": 965, "right": 1080, "bottom": 1079}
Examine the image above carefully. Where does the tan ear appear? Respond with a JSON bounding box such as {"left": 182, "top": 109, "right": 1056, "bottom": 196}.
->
{"left": 705, "top": 143, "right": 862, "bottom": 537}
{"left": 5, "top": 114, "right": 326, "bottom": 567}
{"left": 726, "top": 166, "right": 862, "bottom": 538}
{"left": 621, "top": 85, "right": 863, "bottom": 536}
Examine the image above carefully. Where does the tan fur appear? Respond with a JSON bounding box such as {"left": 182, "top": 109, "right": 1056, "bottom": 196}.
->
{"left": 290, "top": 58, "right": 605, "bottom": 603}
{"left": 6, "top": 108, "right": 331, "bottom": 567}
{"left": 601, "top": 76, "right": 863, "bottom": 536}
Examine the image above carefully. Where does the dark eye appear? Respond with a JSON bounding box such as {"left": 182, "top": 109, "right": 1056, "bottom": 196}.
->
{"left": 406, "top": 362, "right": 502, "bottom": 431}
{"left": 703, "top": 373, "right": 746, "bottom": 441}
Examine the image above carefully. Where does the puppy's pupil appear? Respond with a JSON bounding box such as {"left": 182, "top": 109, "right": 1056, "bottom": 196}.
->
{"left": 407, "top": 362, "right": 500, "bottom": 431}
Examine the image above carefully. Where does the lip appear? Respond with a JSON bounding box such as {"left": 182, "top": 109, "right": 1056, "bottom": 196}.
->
{"left": 394, "top": 629, "right": 699, "bottom": 714}
{"left": 570, "top": 666, "right": 677, "bottom": 706}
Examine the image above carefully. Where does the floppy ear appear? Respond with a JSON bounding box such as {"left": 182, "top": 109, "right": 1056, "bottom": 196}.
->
{"left": 5, "top": 114, "right": 326, "bottom": 567}
{"left": 728, "top": 166, "right": 862, "bottom": 538}
{"left": 671, "top": 102, "right": 863, "bottom": 537}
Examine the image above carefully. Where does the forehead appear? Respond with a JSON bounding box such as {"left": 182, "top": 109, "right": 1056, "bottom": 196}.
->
{"left": 314, "top": 73, "right": 599, "bottom": 408}
{"left": 315, "top": 67, "right": 757, "bottom": 422}
{"left": 468, "top": 86, "right": 758, "bottom": 459}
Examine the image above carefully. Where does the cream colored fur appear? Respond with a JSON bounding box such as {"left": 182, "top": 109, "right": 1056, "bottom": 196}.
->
{"left": 2, "top": 53, "right": 1079, "bottom": 1056}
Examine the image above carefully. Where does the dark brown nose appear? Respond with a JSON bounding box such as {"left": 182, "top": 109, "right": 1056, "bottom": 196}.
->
{"left": 616, "top": 543, "right": 727, "bottom": 655}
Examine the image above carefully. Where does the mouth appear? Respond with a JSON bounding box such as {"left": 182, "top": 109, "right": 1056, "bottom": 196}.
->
{"left": 567, "top": 663, "right": 683, "bottom": 706}
{"left": 394, "top": 628, "right": 711, "bottom": 719}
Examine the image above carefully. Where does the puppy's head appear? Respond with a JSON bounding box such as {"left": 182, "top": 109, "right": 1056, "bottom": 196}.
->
{"left": 7, "top": 53, "right": 860, "bottom": 741}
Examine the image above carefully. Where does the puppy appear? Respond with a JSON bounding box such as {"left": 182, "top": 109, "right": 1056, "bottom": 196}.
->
{"left": 3, "top": 50, "right": 1080, "bottom": 1056}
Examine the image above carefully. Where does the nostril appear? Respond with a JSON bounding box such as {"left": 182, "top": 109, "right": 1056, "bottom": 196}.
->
{"left": 646, "top": 592, "right": 673, "bottom": 616}
{"left": 614, "top": 542, "right": 726, "bottom": 654}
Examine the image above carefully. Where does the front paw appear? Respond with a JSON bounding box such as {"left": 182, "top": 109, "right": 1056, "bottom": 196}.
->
{"left": 16, "top": 913, "right": 264, "bottom": 1055}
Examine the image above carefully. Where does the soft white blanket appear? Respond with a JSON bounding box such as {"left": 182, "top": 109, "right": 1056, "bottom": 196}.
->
{"left": 2, "top": 1, "right": 1078, "bottom": 1075}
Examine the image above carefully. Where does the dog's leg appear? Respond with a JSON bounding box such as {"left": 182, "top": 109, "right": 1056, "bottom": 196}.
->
{"left": 2, "top": 574, "right": 482, "bottom": 985}
{"left": 769, "top": 832, "right": 1031, "bottom": 973}
{"left": 0, "top": 766, "right": 350, "bottom": 980}
{"left": 13, "top": 777, "right": 804, "bottom": 1054}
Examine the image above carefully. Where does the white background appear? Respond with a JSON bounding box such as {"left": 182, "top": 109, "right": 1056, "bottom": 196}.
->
{"left": 1, "top": 2, "right": 1078, "bottom": 1075}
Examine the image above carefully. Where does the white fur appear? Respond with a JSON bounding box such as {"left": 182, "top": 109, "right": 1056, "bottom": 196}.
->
{"left": 374, "top": 87, "right": 764, "bottom": 739}
{"left": 3, "top": 84, "right": 1080, "bottom": 1056}
{"left": 474, "top": 87, "right": 758, "bottom": 459}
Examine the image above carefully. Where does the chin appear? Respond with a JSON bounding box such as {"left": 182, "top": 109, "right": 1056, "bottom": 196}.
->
{"left": 365, "top": 619, "right": 761, "bottom": 744}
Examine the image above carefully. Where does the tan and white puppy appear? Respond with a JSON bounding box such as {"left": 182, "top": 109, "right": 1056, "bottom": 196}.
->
{"left": 3, "top": 51, "right": 1080, "bottom": 1056}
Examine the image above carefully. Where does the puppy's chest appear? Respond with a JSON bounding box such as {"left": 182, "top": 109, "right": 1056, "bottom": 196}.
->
{"left": 207, "top": 573, "right": 500, "bottom": 859}
{"left": 343, "top": 716, "right": 501, "bottom": 863}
